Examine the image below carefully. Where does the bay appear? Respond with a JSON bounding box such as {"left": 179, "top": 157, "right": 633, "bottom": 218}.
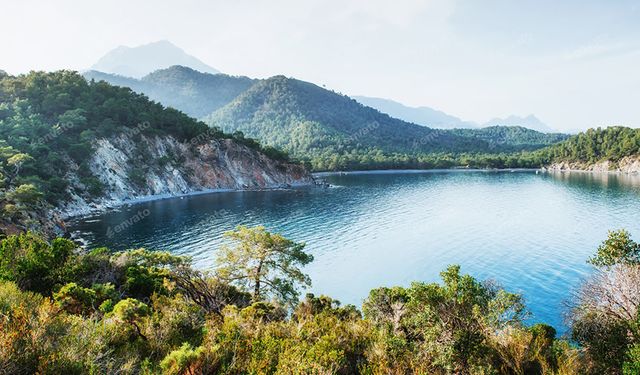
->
{"left": 68, "top": 170, "right": 640, "bottom": 332}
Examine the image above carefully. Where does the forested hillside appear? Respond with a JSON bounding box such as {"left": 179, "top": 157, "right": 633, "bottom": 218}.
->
{"left": 205, "top": 75, "right": 568, "bottom": 170}
{"left": 0, "top": 71, "right": 307, "bottom": 237}
{"left": 450, "top": 126, "right": 569, "bottom": 151}
{"left": 207, "top": 76, "right": 487, "bottom": 154}
{"left": 541, "top": 126, "right": 640, "bottom": 164}
{"left": 84, "top": 66, "right": 255, "bottom": 118}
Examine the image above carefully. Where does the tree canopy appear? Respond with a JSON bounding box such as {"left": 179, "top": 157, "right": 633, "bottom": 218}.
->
{"left": 215, "top": 225, "right": 313, "bottom": 305}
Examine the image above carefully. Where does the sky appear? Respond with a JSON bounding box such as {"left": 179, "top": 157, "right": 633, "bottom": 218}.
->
{"left": 2, "top": 0, "right": 640, "bottom": 131}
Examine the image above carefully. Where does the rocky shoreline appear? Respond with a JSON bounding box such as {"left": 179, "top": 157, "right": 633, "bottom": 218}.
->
{"left": 56, "top": 134, "right": 315, "bottom": 220}
{"left": 1, "top": 133, "right": 317, "bottom": 239}
{"left": 59, "top": 182, "right": 318, "bottom": 221}
{"left": 542, "top": 155, "right": 640, "bottom": 174}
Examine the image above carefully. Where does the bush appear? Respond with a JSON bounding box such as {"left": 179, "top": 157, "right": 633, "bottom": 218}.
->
{"left": 0, "top": 232, "right": 76, "bottom": 294}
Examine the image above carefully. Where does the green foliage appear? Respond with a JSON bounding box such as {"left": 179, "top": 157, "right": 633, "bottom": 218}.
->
{"left": 205, "top": 75, "right": 572, "bottom": 171}
{"left": 0, "top": 70, "right": 283, "bottom": 216}
{"left": 53, "top": 282, "right": 97, "bottom": 315}
{"left": 450, "top": 126, "right": 569, "bottom": 150}
{"left": 215, "top": 225, "right": 313, "bottom": 305}
{"left": 589, "top": 229, "right": 640, "bottom": 267}
{"left": 571, "top": 229, "right": 640, "bottom": 374}
{"left": 160, "top": 342, "right": 204, "bottom": 375}
{"left": 539, "top": 126, "right": 640, "bottom": 165}
{"left": 4, "top": 229, "right": 628, "bottom": 374}
{"left": 364, "top": 265, "right": 527, "bottom": 373}
{"left": 0, "top": 232, "right": 76, "bottom": 294}
{"left": 624, "top": 344, "right": 640, "bottom": 375}
{"left": 85, "top": 65, "right": 256, "bottom": 119}
{"left": 6, "top": 183, "right": 43, "bottom": 206}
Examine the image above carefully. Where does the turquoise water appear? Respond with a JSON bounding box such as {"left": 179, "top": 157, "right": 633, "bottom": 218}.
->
{"left": 69, "top": 170, "right": 640, "bottom": 332}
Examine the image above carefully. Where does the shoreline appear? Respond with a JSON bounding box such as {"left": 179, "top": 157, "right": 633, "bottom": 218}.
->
{"left": 541, "top": 167, "right": 640, "bottom": 175}
{"left": 313, "top": 168, "right": 540, "bottom": 177}
{"left": 64, "top": 166, "right": 640, "bottom": 222}
{"left": 60, "top": 182, "right": 317, "bottom": 221}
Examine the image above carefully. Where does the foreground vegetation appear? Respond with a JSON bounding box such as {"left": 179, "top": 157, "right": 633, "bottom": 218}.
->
{"left": 1, "top": 226, "right": 639, "bottom": 374}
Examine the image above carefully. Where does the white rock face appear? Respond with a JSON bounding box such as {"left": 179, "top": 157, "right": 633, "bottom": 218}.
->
{"left": 59, "top": 134, "right": 313, "bottom": 218}
{"left": 543, "top": 156, "right": 640, "bottom": 174}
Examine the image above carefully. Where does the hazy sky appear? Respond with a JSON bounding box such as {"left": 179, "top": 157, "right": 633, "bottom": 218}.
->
{"left": 2, "top": 0, "right": 640, "bottom": 131}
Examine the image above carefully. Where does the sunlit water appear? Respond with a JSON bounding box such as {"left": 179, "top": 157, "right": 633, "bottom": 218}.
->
{"left": 69, "top": 170, "right": 640, "bottom": 333}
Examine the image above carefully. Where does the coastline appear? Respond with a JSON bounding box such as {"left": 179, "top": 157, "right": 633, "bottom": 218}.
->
{"left": 313, "top": 168, "right": 540, "bottom": 177}
{"left": 542, "top": 156, "right": 640, "bottom": 175}
{"left": 64, "top": 165, "right": 640, "bottom": 222}
{"left": 59, "top": 181, "right": 317, "bottom": 221}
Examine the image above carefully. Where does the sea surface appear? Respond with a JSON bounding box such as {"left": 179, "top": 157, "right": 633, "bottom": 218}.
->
{"left": 69, "top": 170, "right": 640, "bottom": 332}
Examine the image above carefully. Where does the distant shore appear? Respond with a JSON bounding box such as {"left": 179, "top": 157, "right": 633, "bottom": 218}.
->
{"left": 313, "top": 168, "right": 539, "bottom": 177}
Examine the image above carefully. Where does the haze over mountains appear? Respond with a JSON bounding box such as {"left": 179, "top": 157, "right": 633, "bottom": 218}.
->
{"left": 353, "top": 96, "right": 477, "bottom": 130}
{"left": 87, "top": 41, "right": 556, "bottom": 133}
{"left": 354, "top": 96, "right": 557, "bottom": 133}
{"left": 483, "top": 115, "right": 556, "bottom": 134}
{"left": 84, "top": 66, "right": 254, "bottom": 118}
{"left": 80, "top": 41, "right": 572, "bottom": 170}
{"left": 90, "top": 40, "right": 219, "bottom": 79}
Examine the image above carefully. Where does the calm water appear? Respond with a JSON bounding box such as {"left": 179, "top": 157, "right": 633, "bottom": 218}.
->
{"left": 69, "top": 170, "right": 640, "bottom": 332}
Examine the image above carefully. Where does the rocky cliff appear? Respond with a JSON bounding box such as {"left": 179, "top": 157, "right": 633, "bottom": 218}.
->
{"left": 542, "top": 156, "right": 640, "bottom": 174}
{"left": 59, "top": 133, "right": 314, "bottom": 218}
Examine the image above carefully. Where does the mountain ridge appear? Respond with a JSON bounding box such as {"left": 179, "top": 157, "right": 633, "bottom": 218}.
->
{"left": 90, "top": 40, "right": 219, "bottom": 78}
{"left": 353, "top": 95, "right": 476, "bottom": 129}
{"left": 83, "top": 66, "right": 255, "bottom": 118}
{"left": 0, "top": 70, "right": 311, "bottom": 238}
{"left": 483, "top": 114, "right": 556, "bottom": 133}
{"left": 206, "top": 75, "right": 569, "bottom": 170}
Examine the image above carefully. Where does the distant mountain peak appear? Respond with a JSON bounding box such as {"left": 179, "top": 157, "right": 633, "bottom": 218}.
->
{"left": 352, "top": 96, "right": 476, "bottom": 129}
{"left": 90, "top": 40, "right": 219, "bottom": 78}
{"left": 483, "top": 114, "right": 556, "bottom": 133}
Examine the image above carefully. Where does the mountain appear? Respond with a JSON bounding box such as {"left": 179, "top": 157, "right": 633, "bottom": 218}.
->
{"left": 449, "top": 126, "right": 569, "bottom": 151}
{"left": 353, "top": 96, "right": 476, "bottom": 129}
{"left": 206, "top": 76, "right": 569, "bottom": 170}
{"left": 90, "top": 40, "right": 219, "bottom": 78}
{"left": 0, "top": 71, "right": 311, "bottom": 238}
{"left": 83, "top": 66, "right": 255, "bottom": 118}
{"left": 207, "top": 76, "right": 489, "bottom": 154}
{"left": 483, "top": 114, "right": 555, "bottom": 133}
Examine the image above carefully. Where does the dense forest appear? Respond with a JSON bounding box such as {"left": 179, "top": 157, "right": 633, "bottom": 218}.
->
{"left": 540, "top": 126, "right": 640, "bottom": 164}
{"left": 81, "top": 67, "right": 640, "bottom": 172}
{"left": 205, "top": 76, "right": 570, "bottom": 171}
{"left": 0, "top": 71, "right": 287, "bottom": 235}
{"left": 1, "top": 226, "right": 638, "bottom": 374}
{"left": 449, "top": 126, "right": 568, "bottom": 151}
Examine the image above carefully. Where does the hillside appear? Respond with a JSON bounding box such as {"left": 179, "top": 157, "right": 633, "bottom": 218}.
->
{"left": 206, "top": 76, "right": 492, "bottom": 159}
{"left": 450, "top": 126, "right": 569, "bottom": 151}
{"left": 83, "top": 66, "right": 255, "bottom": 118}
{"left": 0, "top": 71, "right": 311, "bottom": 237}
{"left": 206, "top": 76, "right": 567, "bottom": 170}
{"left": 484, "top": 114, "right": 556, "bottom": 133}
{"left": 539, "top": 126, "right": 640, "bottom": 172}
{"left": 90, "top": 40, "right": 219, "bottom": 78}
{"left": 353, "top": 95, "right": 476, "bottom": 129}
